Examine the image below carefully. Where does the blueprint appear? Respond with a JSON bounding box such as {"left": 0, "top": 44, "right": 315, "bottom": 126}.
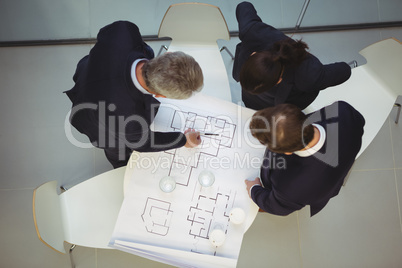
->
{"left": 110, "top": 93, "right": 264, "bottom": 267}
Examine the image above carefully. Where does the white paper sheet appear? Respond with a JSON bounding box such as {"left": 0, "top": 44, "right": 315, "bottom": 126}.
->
{"left": 110, "top": 93, "right": 263, "bottom": 267}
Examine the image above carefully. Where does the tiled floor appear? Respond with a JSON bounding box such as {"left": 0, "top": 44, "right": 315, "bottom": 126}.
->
{"left": 1, "top": 3, "right": 402, "bottom": 268}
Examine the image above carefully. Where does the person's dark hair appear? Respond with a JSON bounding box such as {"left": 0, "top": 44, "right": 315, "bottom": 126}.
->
{"left": 249, "top": 103, "right": 314, "bottom": 153}
{"left": 240, "top": 39, "right": 309, "bottom": 94}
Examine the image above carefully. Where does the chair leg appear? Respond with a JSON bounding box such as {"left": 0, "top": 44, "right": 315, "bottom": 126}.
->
{"left": 347, "top": 60, "right": 358, "bottom": 68}
{"left": 394, "top": 103, "right": 401, "bottom": 124}
{"left": 294, "top": 0, "right": 311, "bottom": 31}
{"left": 220, "top": 46, "right": 234, "bottom": 60}
{"left": 157, "top": 45, "right": 168, "bottom": 56}
{"left": 69, "top": 244, "right": 76, "bottom": 268}
{"left": 60, "top": 186, "right": 68, "bottom": 193}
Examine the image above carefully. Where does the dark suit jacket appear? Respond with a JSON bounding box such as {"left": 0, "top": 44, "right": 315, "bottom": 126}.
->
{"left": 233, "top": 1, "right": 352, "bottom": 110}
{"left": 65, "top": 21, "right": 186, "bottom": 168}
{"left": 251, "top": 101, "right": 365, "bottom": 216}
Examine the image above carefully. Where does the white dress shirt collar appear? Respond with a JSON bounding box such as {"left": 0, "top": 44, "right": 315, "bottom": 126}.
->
{"left": 131, "top": 59, "right": 152, "bottom": 95}
{"left": 294, "top": 124, "right": 326, "bottom": 157}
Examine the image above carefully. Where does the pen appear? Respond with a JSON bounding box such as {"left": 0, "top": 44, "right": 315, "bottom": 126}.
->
{"left": 199, "top": 132, "right": 219, "bottom": 136}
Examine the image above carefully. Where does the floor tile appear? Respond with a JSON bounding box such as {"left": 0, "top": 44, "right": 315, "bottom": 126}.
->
{"left": 89, "top": 0, "right": 173, "bottom": 37}
{"left": 292, "top": 29, "right": 382, "bottom": 65}
{"left": 378, "top": 0, "right": 402, "bottom": 21}
{"left": 237, "top": 212, "right": 302, "bottom": 268}
{"left": 0, "top": 126, "right": 94, "bottom": 189}
{"left": 218, "top": 0, "right": 246, "bottom": 32}
{"left": 0, "top": 45, "right": 91, "bottom": 128}
{"left": 282, "top": 0, "right": 317, "bottom": 28}
{"left": 0, "top": 189, "right": 74, "bottom": 268}
{"left": 395, "top": 169, "right": 402, "bottom": 226}
{"left": 94, "top": 148, "right": 114, "bottom": 175}
{"left": 0, "top": 0, "right": 90, "bottom": 41}
{"left": 300, "top": 0, "right": 380, "bottom": 26}
{"left": 299, "top": 170, "right": 402, "bottom": 267}
{"left": 380, "top": 27, "right": 402, "bottom": 41}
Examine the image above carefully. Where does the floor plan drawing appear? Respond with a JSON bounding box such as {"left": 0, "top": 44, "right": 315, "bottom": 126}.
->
{"left": 187, "top": 187, "right": 237, "bottom": 254}
{"left": 141, "top": 197, "right": 174, "bottom": 236}
{"left": 110, "top": 95, "right": 262, "bottom": 267}
{"left": 135, "top": 108, "right": 241, "bottom": 253}
{"left": 162, "top": 109, "right": 236, "bottom": 188}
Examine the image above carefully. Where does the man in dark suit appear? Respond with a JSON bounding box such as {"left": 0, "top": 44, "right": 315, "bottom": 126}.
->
{"left": 233, "top": 1, "right": 351, "bottom": 110}
{"left": 246, "top": 101, "right": 365, "bottom": 216}
{"left": 65, "top": 21, "right": 204, "bottom": 168}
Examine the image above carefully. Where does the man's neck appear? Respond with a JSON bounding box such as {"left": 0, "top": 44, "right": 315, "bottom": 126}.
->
{"left": 303, "top": 126, "right": 320, "bottom": 150}
{"left": 285, "top": 125, "right": 325, "bottom": 156}
{"left": 135, "top": 60, "right": 149, "bottom": 90}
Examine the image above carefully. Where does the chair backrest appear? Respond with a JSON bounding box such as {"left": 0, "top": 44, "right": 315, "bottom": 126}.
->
{"left": 158, "top": 3, "right": 230, "bottom": 45}
{"left": 33, "top": 167, "right": 125, "bottom": 253}
{"left": 157, "top": 3, "right": 232, "bottom": 102}
{"left": 33, "top": 180, "right": 66, "bottom": 253}
{"left": 305, "top": 38, "right": 402, "bottom": 158}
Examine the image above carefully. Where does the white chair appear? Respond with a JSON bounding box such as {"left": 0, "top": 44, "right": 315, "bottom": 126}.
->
{"left": 305, "top": 38, "right": 402, "bottom": 160}
{"left": 33, "top": 167, "right": 125, "bottom": 265}
{"left": 158, "top": 3, "right": 233, "bottom": 102}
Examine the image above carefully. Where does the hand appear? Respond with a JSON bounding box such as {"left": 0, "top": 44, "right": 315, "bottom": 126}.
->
{"left": 244, "top": 177, "right": 262, "bottom": 198}
{"left": 184, "top": 129, "right": 201, "bottom": 148}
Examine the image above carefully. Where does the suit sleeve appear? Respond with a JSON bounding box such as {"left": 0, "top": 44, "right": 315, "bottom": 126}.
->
{"left": 96, "top": 21, "right": 151, "bottom": 54}
{"left": 338, "top": 101, "right": 365, "bottom": 133}
{"left": 296, "top": 60, "right": 352, "bottom": 92}
{"left": 123, "top": 130, "right": 187, "bottom": 153}
{"left": 236, "top": 2, "right": 263, "bottom": 41}
{"left": 251, "top": 185, "right": 304, "bottom": 216}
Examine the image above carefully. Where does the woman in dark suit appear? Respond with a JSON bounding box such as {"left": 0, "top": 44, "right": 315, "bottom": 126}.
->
{"left": 233, "top": 1, "right": 352, "bottom": 110}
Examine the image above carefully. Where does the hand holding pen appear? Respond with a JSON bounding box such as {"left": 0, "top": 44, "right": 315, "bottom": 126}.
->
{"left": 184, "top": 129, "right": 201, "bottom": 148}
{"left": 198, "top": 132, "right": 219, "bottom": 136}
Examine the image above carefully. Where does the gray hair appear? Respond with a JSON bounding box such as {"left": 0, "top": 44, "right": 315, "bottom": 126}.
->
{"left": 142, "top": 51, "right": 203, "bottom": 99}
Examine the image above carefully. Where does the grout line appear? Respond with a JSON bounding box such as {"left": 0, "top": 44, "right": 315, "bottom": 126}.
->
{"left": 377, "top": 0, "right": 382, "bottom": 22}
{"left": 280, "top": 0, "right": 284, "bottom": 27}
{"left": 93, "top": 147, "right": 97, "bottom": 177}
{"left": 393, "top": 166, "right": 402, "bottom": 235}
{"left": 387, "top": 117, "right": 402, "bottom": 235}
{"left": 296, "top": 211, "right": 304, "bottom": 268}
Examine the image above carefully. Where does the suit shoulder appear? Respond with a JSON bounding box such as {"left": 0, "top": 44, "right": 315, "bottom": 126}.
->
{"left": 97, "top": 21, "right": 140, "bottom": 39}
{"left": 330, "top": 101, "right": 365, "bottom": 125}
{"left": 335, "top": 101, "right": 356, "bottom": 112}
{"left": 236, "top": 1, "right": 256, "bottom": 14}
{"left": 101, "top": 20, "right": 138, "bottom": 30}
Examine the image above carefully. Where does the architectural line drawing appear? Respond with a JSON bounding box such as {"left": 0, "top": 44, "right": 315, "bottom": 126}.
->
{"left": 140, "top": 109, "right": 239, "bottom": 249}
{"left": 164, "top": 110, "right": 236, "bottom": 188}
{"left": 141, "top": 197, "right": 174, "bottom": 236}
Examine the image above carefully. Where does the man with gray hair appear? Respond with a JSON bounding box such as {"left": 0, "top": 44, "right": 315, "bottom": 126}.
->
{"left": 65, "top": 21, "right": 204, "bottom": 168}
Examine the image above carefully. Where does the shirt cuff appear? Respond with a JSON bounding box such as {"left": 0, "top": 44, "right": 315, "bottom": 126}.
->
{"left": 249, "top": 184, "right": 262, "bottom": 197}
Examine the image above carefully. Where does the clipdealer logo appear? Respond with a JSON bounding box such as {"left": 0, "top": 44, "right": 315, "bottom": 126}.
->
{"left": 64, "top": 101, "right": 341, "bottom": 168}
